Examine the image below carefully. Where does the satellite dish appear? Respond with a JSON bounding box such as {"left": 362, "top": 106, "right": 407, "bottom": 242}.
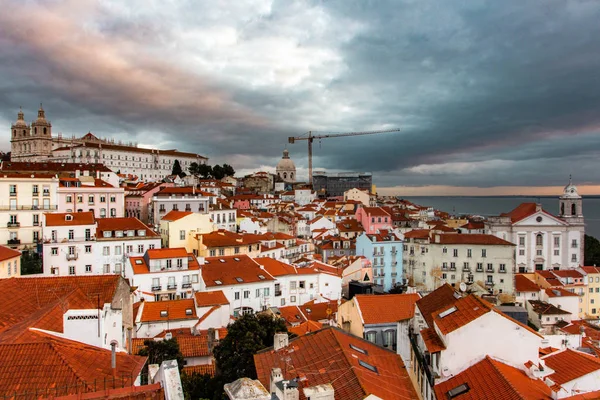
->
{"left": 459, "top": 282, "right": 467, "bottom": 292}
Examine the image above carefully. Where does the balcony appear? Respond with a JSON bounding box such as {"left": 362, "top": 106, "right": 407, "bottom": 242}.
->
{"left": 449, "top": 266, "right": 456, "bottom": 271}
{"left": 66, "top": 253, "right": 79, "bottom": 261}
{"left": 7, "top": 239, "right": 20, "bottom": 245}
{"left": 43, "top": 190, "right": 50, "bottom": 196}
{"left": 9, "top": 192, "right": 17, "bottom": 197}
{"left": 32, "top": 191, "right": 39, "bottom": 196}
{"left": 7, "top": 222, "right": 20, "bottom": 228}
{"left": 485, "top": 281, "right": 495, "bottom": 287}
{"left": 486, "top": 268, "right": 495, "bottom": 273}
{"left": 151, "top": 285, "right": 162, "bottom": 292}
{"left": 499, "top": 268, "right": 507, "bottom": 273}
{"left": 167, "top": 284, "right": 177, "bottom": 290}
{"left": 182, "top": 283, "right": 192, "bottom": 289}
{"left": 476, "top": 268, "right": 483, "bottom": 272}
{"left": 391, "top": 272, "right": 398, "bottom": 277}
{"left": 0, "top": 205, "right": 57, "bottom": 211}
{"left": 275, "top": 290, "right": 282, "bottom": 297}
{"left": 462, "top": 267, "right": 471, "bottom": 272}
{"left": 159, "top": 209, "right": 166, "bottom": 214}
{"left": 441, "top": 265, "right": 448, "bottom": 271}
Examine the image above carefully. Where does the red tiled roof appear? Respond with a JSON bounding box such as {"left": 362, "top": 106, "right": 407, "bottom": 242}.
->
{"left": 183, "top": 364, "right": 215, "bottom": 377}
{"left": 404, "top": 229, "right": 431, "bottom": 239}
{"left": 580, "top": 266, "right": 600, "bottom": 275}
{"left": 544, "top": 288, "right": 579, "bottom": 298}
{"left": 416, "top": 284, "right": 457, "bottom": 328}
{"left": 96, "top": 217, "right": 157, "bottom": 237}
{"left": 355, "top": 293, "right": 420, "bottom": 324}
{"left": 299, "top": 301, "right": 338, "bottom": 322}
{"left": 45, "top": 211, "right": 95, "bottom": 226}
{"left": 139, "top": 299, "right": 197, "bottom": 323}
{"left": 288, "top": 321, "right": 322, "bottom": 336}
{"left": 254, "top": 257, "right": 298, "bottom": 276}
{"left": 0, "top": 331, "right": 146, "bottom": 397}
{"left": 0, "top": 161, "right": 112, "bottom": 174}
{"left": 0, "top": 245, "right": 20, "bottom": 262}
{"left": 551, "top": 270, "right": 584, "bottom": 279}
{"left": 161, "top": 210, "right": 193, "bottom": 222}
{"left": 202, "top": 255, "right": 275, "bottom": 287}
{"left": 542, "top": 349, "right": 600, "bottom": 385}
{"left": 562, "top": 390, "right": 600, "bottom": 399}
{"left": 421, "top": 328, "right": 446, "bottom": 353}
{"left": 436, "top": 234, "right": 515, "bottom": 246}
{"left": 361, "top": 207, "right": 390, "bottom": 217}
{"left": 146, "top": 247, "right": 188, "bottom": 259}
{"left": 198, "top": 230, "right": 262, "bottom": 248}
{"left": 434, "top": 356, "right": 552, "bottom": 400}
{"left": 194, "top": 291, "right": 230, "bottom": 307}
{"left": 254, "top": 327, "right": 418, "bottom": 400}
{"left": 528, "top": 300, "right": 571, "bottom": 316}
{"left": 515, "top": 275, "right": 541, "bottom": 292}
{"left": 501, "top": 202, "right": 559, "bottom": 224}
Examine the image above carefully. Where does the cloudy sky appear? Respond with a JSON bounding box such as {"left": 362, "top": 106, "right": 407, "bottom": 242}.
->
{"left": 1, "top": 0, "right": 600, "bottom": 195}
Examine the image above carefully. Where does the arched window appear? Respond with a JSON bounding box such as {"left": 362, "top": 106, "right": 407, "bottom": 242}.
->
{"left": 43, "top": 127, "right": 47, "bottom": 134}
{"left": 290, "top": 173, "right": 294, "bottom": 179}
{"left": 571, "top": 204, "right": 577, "bottom": 216}
{"left": 561, "top": 203, "right": 565, "bottom": 215}
{"left": 283, "top": 172, "right": 287, "bottom": 179}
{"left": 34, "top": 127, "right": 37, "bottom": 134}
{"left": 536, "top": 234, "right": 543, "bottom": 246}
{"left": 12, "top": 130, "right": 15, "bottom": 138}
{"left": 365, "top": 331, "right": 377, "bottom": 343}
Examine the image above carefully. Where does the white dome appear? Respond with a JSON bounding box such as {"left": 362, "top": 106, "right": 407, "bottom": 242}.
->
{"left": 276, "top": 149, "right": 296, "bottom": 172}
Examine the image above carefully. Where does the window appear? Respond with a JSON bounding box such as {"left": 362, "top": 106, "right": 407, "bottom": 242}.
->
{"left": 179, "top": 230, "right": 185, "bottom": 240}
{"left": 51, "top": 247, "right": 58, "bottom": 255}
{"left": 365, "top": 331, "right": 376, "bottom": 343}
{"left": 290, "top": 281, "right": 297, "bottom": 290}
{"left": 166, "top": 259, "right": 172, "bottom": 269}
{"left": 442, "top": 247, "right": 447, "bottom": 254}
{"left": 481, "top": 249, "right": 487, "bottom": 258}
{"left": 100, "top": 208, "right": 106, "bottom": 218}
{"left": 234, "top": 292, "right": 240, "bottom": 300}
{"left": 383, "top": 330, "right": 396, "bottom": 348}
{"left": 499, "top": 264, "right": 506, "bottom": 272}
{"left": 110, "top": 208, "right": 116, "bottom": 217}
{"left": 281, "top": 298, "right": 286, "bottom": 306}
{"left": 209, "top": 250, "right": 216, "bottom": 257}
{"left": 234, "top": 247, "right": 240, "bottom": 254}
{"left": 138, "top": 244, "right": 144, "bottom": 253}
{"left": 68, "top": 230, "right": 74, "bottom": 240}
{"left": 519, "top": 249, "right": 525, "bottom": 256}
{"left": 536, "top": 234, "right": 543, "bottom": 246}
{"left": 487, "top": 263, "right": 493, "bottom": 271}
{"left": 290, "top": 295, "right": 296, "bottom": 303}
{"left": 84, "top": 245, "right": 91, "bottom": 254}
{"left": 554, "top": 236, "right": 560, "bottom": 248}
{"left": 572, "top": 254, "right": 577, "bottom": 262}
{"left": 115, "top": 246, "right": 122, "bottom": 255}
{"left": 264, "top": 288, "right": 270, "bottom": 296}
{"left": 572, "top": 239, "right": 578, "bottom": 248}
{"left": 77, "top": 195, "right": 83, "bottom": 203}
{"left": 69, "top": 266, "right": 75, "bottom": 275}
{"left": 66, "top": 195, "right": 72, "bottom": 203}
{"left": 467, "top": 249, "right": 472, "bottom": 258}
{"left": 110, "top": 196, "right": 116, "bottom": 203}
{"left": 487, "top": 275, "right": 493, "bottom": 283}
{"left": 256, "top": 289, "right": 261, "bottom": 298}
{"left": 554, "top": 249, "right": 560, "bottom": 256}
{"left": 453, "top": 249, "right": 458, "bottom": 257}
{"left": 88, "top": 195, "right": 94, "bottom": 204}
{"left": 476, "top": 263, "right": 483, "bottom": 271}
{"left": 299, "top": 281, "right": 306, "bottom": 289}
{"left": 100, "top": 195, "right": 106, "bottom": 202}
{"left": 85, "top": 265, "right": 92, "bottom": 273}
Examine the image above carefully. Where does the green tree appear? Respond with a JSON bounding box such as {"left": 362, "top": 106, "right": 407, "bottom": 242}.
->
{"left": 198, "top": 164, "right": 213, "bottom": 178}
{"left": 213, "top": 313, "right": 288, "bottom": 384}
{"left": 585, "top": 235, "right": 600, "bottom": 266}
{"left": 172, "top": 159, "right": 183, "bottom": 177}
{"left": 222, "top": 164, "right": 235, "bottom": 177}
{"left": 211, "top": 165, "right": 225, "bottom": 180}
{"left": 181, "top": 372, "right": 215, "bottom": 400}
{"left": 21, "top": 251, "right": 43, "bottom": 275}
{"left": 188, "top": 162, "right": 200, "bottom": 176}
{"left": 138, "top": 338, "right": 185, "bottom": 372}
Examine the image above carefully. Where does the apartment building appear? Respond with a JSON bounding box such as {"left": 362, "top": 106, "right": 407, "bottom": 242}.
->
{"left": 42, "top": 212, "right": 96, "bottom": 276}
{"left": 159, "top": 210, "right": 214, "bottom": 251}
{"left": 57, "top": 175, "right": 124, "bottom": 218}
{"left": 150, "top": 186, "right": 212, "bottom": 228}
{"left": 355, "top": 206, "right": 392, "bottom": 234}
{"left": 125, "top": 248, "right": 203, "bottom": 302}
{"left": 0, "top": 173, "right": 58, "bottom": 250}
{"left": 403, "top": 232, "right": 515, "bottom": 294}
{"left": 355, "top": 230, "right": 403, "bottom": 291}
{"left": 579, "top": 266, "right": 600, "bottom": 320}
{"left": 209, "top": 202, "right": 237, "bottom": 232}
{"left": 124, "top": 182, "right": 171, "bottom": 224}
{"left": 0, "top": 245, "right": 21, "bottom": 278}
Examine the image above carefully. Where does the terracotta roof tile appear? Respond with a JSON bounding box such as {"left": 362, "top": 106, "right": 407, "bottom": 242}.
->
{"left": 202, "top": 255, "right": 275, "bottom": 287}
{"left": 515, "top": 275, "right": 541, "bottom": 292}
{"left": 542, "top": 349, "right": 600, "bottom": 385}
{"left": 544, "top": 287, "right": 579, "bottom": 298}
{"left": 420, "top": 328, "right": 446, "bottom": 353}
{"left": 404, "top": 229, "right": 431, "bottom": 239}
{"left": 288, "top": 321, "right": 323, "bottom": 336}
{"left": 44, "top": 211, "right": 95, "bottom": 226}
{"left": 528, "top": 300, "right": 571, "bottom": 315}
{"left": 161, "top": 210, "right": 194, "bottom": 222}
{"left": 254, "top": 327, "right": 418, "bottom": 400}
{"left": 416, "top": 283, "right": 457, "bottom": 328}
{"left": 0, "top": 331, "right": 146, "bottom": 397}
{"left": 361, "top": 207, "right": 391, "bottom": 217}
{"left": 434, "top": 356, "right": 552, "bottom": 400}
{"left": 0, "top": 245, "right": 20, "bottom": 262}
{"left": 183, "top": 364, "right": 215, "bottom": 377}
{"left": 96, "top": 217, "right": 157, "bottom": 237}
{"left": 436, "top": 234, "right": 515, "bottom": 246}
{"left": 501, "top": 202, "right": 559, "bottom": 224}
{"left": 355, "top": 293, "right": 420, "bottom": 324}
{"left": 140, "top": 299, "right": 197, "bottom": 323}
{"left": 194, "top": 291, "right": 230, "bottom": 307}
{"left": 299, "top": 301, "right": 338, "bottom": 322}
{"left": 146, "top": 247, "right": 188, "bottom": 259}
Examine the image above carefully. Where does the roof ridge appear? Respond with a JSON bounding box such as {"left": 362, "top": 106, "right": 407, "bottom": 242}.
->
{"left": 486, "top": 356, "right": 528, "bottom": 400}
{"left": 47, "top": 336, "right": 93, "bottom": 391}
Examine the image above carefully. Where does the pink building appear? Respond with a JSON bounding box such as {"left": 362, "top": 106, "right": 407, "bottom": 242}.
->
{"left": 124, "top": 182, "right": 171, "bottom": 224}
{"left": 57, "top": 176, "right": 125, "bottom": 219}
{"left": 355, "top": 206, "right": 392, "bottom": 234}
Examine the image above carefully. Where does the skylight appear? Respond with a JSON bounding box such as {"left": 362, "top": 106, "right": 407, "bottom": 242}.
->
{"left": 234, "top": 257, "right": 240, "bottom": 261}
{"left": 235, "top": 277, "right": 244, "bottom": 283}
{"left": 219, "top": 259, "right": 226, "bottom": 263}
{"left": 358, "top": 360, "right": 378, "bottom": 373}
{"left": 135, "top": 259, "right": 143, "bottom": 265}
{"left": 349, "top": 344, "right": 367, "bottom": 355}
{"left": 258, "top": 275, "right": 266, "bottom": 280}
{"left": 185, "top": 309, "right": 193, "bottom": 315}
{"left": 439, "top": 306, "right": 458, "bottom": 318}
{"left": 447, "top": 383, "right": 470, "bottom": 398}
{"left": 214, "top": 280, "right": 222, "bottom": 285}
{"left": 160, "top": 311, "right": 168, "bottom": 317}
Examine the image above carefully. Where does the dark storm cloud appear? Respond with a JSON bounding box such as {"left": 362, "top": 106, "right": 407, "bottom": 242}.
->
{"left": 1, "top": 0, "right": 599, "bottom": 190}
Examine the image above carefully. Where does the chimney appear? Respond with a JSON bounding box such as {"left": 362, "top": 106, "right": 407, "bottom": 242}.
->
{"left": 303, "top": 384, "right": 335, "bottom": 400}
{"left": 273, "top": 332, "right": 289, "bottom": 351}
{"left": 270, "top": 368, "right": 283, "bottom": 394}
{"left": 110, "top": 340, "right": 118, "bottom": 377}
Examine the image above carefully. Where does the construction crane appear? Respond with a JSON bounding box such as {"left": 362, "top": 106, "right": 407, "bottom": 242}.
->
{"left": 288, "top": 129, "right": 400, "bottom": 184}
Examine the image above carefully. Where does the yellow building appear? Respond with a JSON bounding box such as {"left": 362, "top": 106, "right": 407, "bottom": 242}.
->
{"left": 159, "top": 210, "right": 214, "bottom": 252}
{"left": 0, "top": 245, "right": 21, "bottom": 278}
{"left": 580, "top": 266, "right": 600, "bottom": 320}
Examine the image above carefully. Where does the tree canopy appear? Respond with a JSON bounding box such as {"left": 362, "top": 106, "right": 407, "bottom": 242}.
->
{"left": 187, "top": 163, "right": 235, "bottom": 179}
{"left": 138, "top": 338, "right": 185, "bottom": 371}
{"left": 213, "top": 313, "right": 288, "bottom": 383}
{"left": 172, "top": 159, "right": 184, "bottom": 177}
{"left": 585, "top": 234, "right": 600, "bottom": 266}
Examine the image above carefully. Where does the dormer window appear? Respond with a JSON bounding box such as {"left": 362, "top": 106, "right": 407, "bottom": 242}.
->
{"left": 103, "top": 231, "right": 112, "bottom": 238}
{"left": 115, "top": 230, "right": 124, "bottom": 237}
{"left": 185, "top": 309, "right": 193, "bottom": 315}
{"left": 160, "top": 310, "right": 168, "bottom": 317}
{"left": 138, "top": 230, "right": 146, "bottom": 236}
{"left": 127, "top": 230, "right": 135, "bottom": 237}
